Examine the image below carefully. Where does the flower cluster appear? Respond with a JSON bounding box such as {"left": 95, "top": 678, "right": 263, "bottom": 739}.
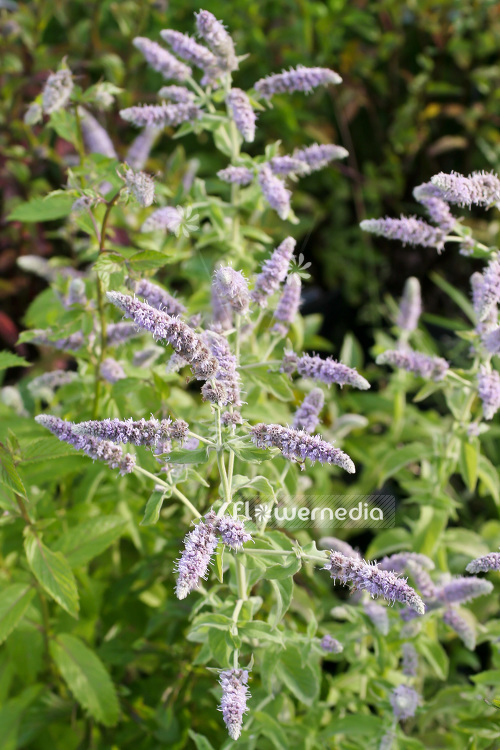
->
{"left": 226, "top": 88, "right": 256, "bottom": 143}
{"left": 282, "top": 351, "right": 370, "bottom": 389}
{"left": 360, "top": 216, "right": 446, "bottom": 252}
{"left": 133, "top": 279, "right": 185, "bottom": 316}
{"left": 390, "top": 685, "right": 420, "bottom": 721}
{"left": 376, "top": 348, "right": 449, "bottom": 381}
{"left": 431, "top": 170, "right": 500, "bottom": 207}
{"left": 254, "top": 65, "right": 342, "bottom": 99}
{"left": 212, "top": 266, "right": 250, "bottom": 314}
{"left": 218, "top": 669, "right": 250, "bottom": 741}
{"left": 73, "top": 417, "right": 188, "bottom": 448}
{"left": 133, "top": 37, "right": 191, "bottom": 80}
{"left": 258, "top": 164, "right": 291, "bottom": 220}
{"left": 42, "top": 67, "right": 73, "bottom": 114}
{"left": 466, "top": 552, "right": 500, "bottom": 573}
{"left": 272, "top": 274, "right": 302, "bottom": 335}
{"left": 251, "top": 237, "right": 296, "bottom": 307}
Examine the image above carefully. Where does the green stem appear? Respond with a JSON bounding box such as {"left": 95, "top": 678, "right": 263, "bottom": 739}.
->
{"left": 134, "top": 465, "right": 201, "bottom": 517}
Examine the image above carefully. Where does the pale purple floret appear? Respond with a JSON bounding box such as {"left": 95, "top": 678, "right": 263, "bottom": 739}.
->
{"left": 443, "top": 608, "right": 476, "bottom": 650}
{"left": 360, "top": 216, "right": 446, "bottom": 252}
{"left": 160, "top": 29, "right": 219, "bottom": 84}
{"left": 258, "top": 164, "right": 291, "bottom": 220}
{"left": 402, "top": 642, "right": 418, "bottom": 676}
{"left": 158, "top": 85, "right": 195, "bottom": 103}
{"left": 363, "top": 600, "right": 389, "bottom": 635}
{"left": 133, "top": 37, "right": 191, "bottom": 81}
{"left": 320, "top": 634, "right": 343, "bottom": 653}
{"left": 283, "top": 351, "right": 370, "bottom": 390}
{"left": 318, "top": 537, "right": 360, "bottom": 558}
{"left": 254, "top": 65, "right": 342, "bottom": 99}
{"left": 107, "top": 322, "right": 143, "bottom": 346}
{"left": 218, "top": 668, "right": 250, "bottom": 741}
{"left": 292, "top": 388, "right": 324, "bottom": 433}
{"left": 120, "top": 102, "right": 201, "bottom": 129}
{"left": 213, "top": 266, "right": 250, "bottom": 314}
{"left": 73, "top": 416, "right": 188, "bottom": 448}
{"left": 436, "top": 576, "right": 493, "bottom": 605}
{"left": 125, "top": 127, "right": 160, "bottom": 171}
{"left": 476, "top": 259, "right": 500, "bottom": 322}
{"left": 216, "top": 516, "right": 252, "bottom": 549}
{"left": 390, "top": 685, "right": 420, "bottom": 721}
{"left": 376, "top": 348, "right": 449, "bottom": 382}
{"left": 269, "top": 156, "right": 309, "bottom": 177}
{"left": 195, "top": 10, "right": 237, "bottom": 72}
{"left": 106, "top": 291, "right": 217, "bottom": 379}
{"left": 31, "top": 330, "right": 84, "bottom": 351}
{"left": 272, "top": 274, "right": 301, "bottom": 335}
{"left": 201, "top": 330, "right": 241, "bottom": 406}
{"left": 324, "top": 551, "right": 425, "bottom": 614}
{"left": 478, "top": 366, "right": 500, "bottom": 420}
{"left": 42, "top": 68, "right": 73, "bottom": 114}
{"left": 292, "top": 143, "right": 349, "bottom": 173}
{"left": 251, "top": 237, "right": 296, "bottom": 307}
{"left": 251, "top": 424, "right": 355, "bottom": 473}
{"left": 100, "top": 357, "right": 126, "bottom": 384}
{"left": 175, "top": 511, "right": 219, "bottom": 599}
{"left": 226, "top": 88, "right": 256, "bottom": 143}
{"left": 133, "top": 279, "right": 185, "bottom": 316}
{"left": 217, "top": 166, "right": 254, "bottom": 185}
{"left": 482, "top": 327, "right": 500, "bottom": 355}
{"left": 397, "top": 277, "right": 421, "bottom": 332}
{"left": 431, "top": 170, "right": 500, "bottom": 207}
{"left": 79, "top": 109, "right": 117, "bottom": 159}
{"left": 466, "top": 552, "right": 500, "bottom": 574}
{"left": 379, "top": 552, "right": 434, "bottom": 574}
{"left": 412, "top": 182, "right": 456, "bottom": 232}
{"left": 35, "top": 414, "right": 135, "bottom": 475}
{"left": 142, "top": 206, "right": 183, "bottom": 234}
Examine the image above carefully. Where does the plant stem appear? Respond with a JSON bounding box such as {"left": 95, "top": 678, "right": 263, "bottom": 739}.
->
{"left": 134, "top": 465, "right": 201, "bottom": 517}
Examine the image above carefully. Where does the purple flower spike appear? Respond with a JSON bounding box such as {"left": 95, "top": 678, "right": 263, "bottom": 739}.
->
{"left": 363, "top": 600, "right": 389, "bottom": 635}
{"left": 250, "top": 423, "right": 355, "bottom": 473}
{"left": 376, "top": 348, "right": 449, "bottom": 381}
{"left": 158, "top": 85, "right": 195, "bottom": 103}
{"left": 478, "top": 366, "right": 500, "bottom": 420}
{"left": 100, "top": 357, "right": 126, "bottom": 384}
{"left": 217, "top": 166, "right": 254, "bottom": 185}
{"left": 133, "top": 279, "right": 185, "bottom": 316}
{"left": 133, "top": 37, "right": 191, "bottom": 80}
{"left": 379, "top": 552, "right": 434, "bottom": 574}
{"left": 106, "top": 291, "right": 217, "bottom": 379}
{"left": 324, "top": 551, "right": 425, "bottom": 614}
{"left": 320, "top": 634, "right": 343, "bottom": 653}
{"left": 216, "top": 516, "right": 252, "bottom": 549}
{"left": 318, "top": 537, "right": 360, "bottom": 558}
{"left": 218, "top": 668, "right": 250, "bottom": 741}
{"left": 397, "top": 277, "right": 421, "bottom": 332}
{"left": 195, "top": 10, "right": 237, "bottom": 72}
{"left": 431, "top": 170, "right": 500, "bottom": 207}
{"left": 412, "top": 182, "right": 456, "bottom": 232}
{"left": 254, "top": 65, "right": 342, "bottom": 99}
{"left": 160, "top": 29, "right": 219, "bottom": 84}
{"left": 443, "top": 608, "right": 476, "bottom": 650}
{"left": 466, "top": 552, "right": 500, "bottom": 573}
{"left": 390, "top": 685, "right": 420, "bottom": 721}
{"left": 120, "top": 102, "right": 201, "bottom": 129}
{"left": 360, "top": 216, "right": 445, "bottom": 252}
{"left": 436, "top": 576, "right": 493, "bottom": 605}
{"left": 124, "top": 169, "right": 155, "bottom": 207}
{"left": 406, "top": 561, "right": 436, "bottom": 599}
{"left": 73, "top": 417, "right": 188, "bottom": 448}
{"left": 227, "top": 89, "right": 256, "bottom": 143}
{"left": 258, "top": 164, "right": 291, "bottom": 220}
{"left": 213, "top": 266, "right": 250, "bottom": 314}
{"left": 175, "top": 511, "right": 219, "bottom": 599}
{"left": 251, "top": 237, "right": 296, "bottom": 307}
{"left": 292, "top": 388, "right": 324, "bottom": 433}
{"left": 483, "top": 327, "right": 500, "bottom": 355}
{"left": 283, "top": 351, "right": 370, "bottom": 389}
{"left": 201, "top": 330, "right": 241, "bottom": 406}
{"left": 31, "top": 330, "right": 84, "bottom": 352}
{"left": 80, "top": 109, "right": 117, "bottom": 159}
{"left": 402, "top": 642, "right": 418, "bottom": 676}
{"left": 477, "top": 259, "right": 500, "bottom": 322}
{"left": 272, "top": 274, "right": 301, "bottom": 336}
{"left": 107, "top": 322, "right": 143, "bottom": 346}
{"left": 269, "top": 156, "right": 309, "bottom": 177}
{"left": 292, "top": 143, "right": 349, "bottom": 173}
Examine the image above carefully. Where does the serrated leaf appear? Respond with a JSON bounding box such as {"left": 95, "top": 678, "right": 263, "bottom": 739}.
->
{"left": 0, "top": 585, "right": 35, "bottom": 645}
{"left": 8, "top": 195, "right": 75, "bottom": 223}
{"left": 53, "top": 516, "right": 127, "bottom": 566}
{"left": 417, "top": 635, "right": 449, "bottom": 680}
{"left": 378, "top": 443, "right": 433, "bottom": 484}
{"left": 0, "top": 352, "right": 29, "bottom": 371}
{"left": 50, "top": 634, "right": 119, "bottom": 726}
{"left": 24, "top": 533, "right": 79, "bottom": 618}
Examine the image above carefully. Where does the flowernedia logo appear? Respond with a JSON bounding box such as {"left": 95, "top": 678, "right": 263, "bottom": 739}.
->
{"left": 233, "top": 494, "right": 395, "bottom": 529}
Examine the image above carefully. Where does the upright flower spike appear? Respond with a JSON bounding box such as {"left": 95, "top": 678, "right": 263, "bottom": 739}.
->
{"left": 213, "top": 266, "right": 250, "bottom": 314}
{"left": 283, "top": 351, "right": 370, "bottom": 389}
{"left": 216, "top": 516, "right": 252, "bottom": 549}
{"left": 226, "top": 88, "right": 256, "bottom": 143}
{"left": 272, "top": 274, "right": 301, "bottom": 336}
{"left": 324, "top": 551, "right": 425, "bottom": 614}
{"left": 292, "top": 143, "right": 349, "bottom": 173}
{"left": 412, "top": 182, "right": 456, "bottom": 232}
{"left": 258, "top": 164, "right": 291, "bottom": 220}
{"left": 120, "top": 102, "right": 201, "bottom": 129}
{"left": 217, "top": 166, "right": 254, "bottom": 186}
{"left": 79, "top": 109, "right": 117, "bottom": 159}
{"left": 218, "top": 669, "right": 250, "bottom": 741}
{"left": 35, "top": 415, "right": 135, "bottom": 475}
{"left": 133, "top": 279, "right": 185, "bottom": 316}
{"left": 466, "top": 552, "right": 500, "bottom": 573}
{"left": 251, "top": 236, "right": 296, "bottom": 307}
{"left": 443, "top": 608, "right": 476, "bottom": 650}
{"left": 211, "top": 279, "right": 233, "bottom": 331}
{"left": 106, "top": 291, "right": 217, "bottom": 379}
{"left": 73, "top": 417, "right": 188, "bottom": 448}
{"left": 431, "top": 170, "right": 500, "bottom": 207}
{"left": 376, "top": 348, "right": 449, "bottom": 382}
{"left": 397, "top": 277, "right": 422, "bottom": 332}
{"left": 478, "top": 366, "right": 500, "bottom": 420}
{"left": 123, "top": 169, "right": 155, "bottom": 207}
{"left": 402, "top": 642, "right": 418, "bottom": 676}
{"left": 292, "top": 388, "right": 325, "bottom": 433}
{"left": 160, "top": 29, "right": 220, "bottom": 84}
{"left": 142, "top": 206, "right": 183, "bottom": 234}
{"left": 175, "top": 512, "right": 219, "bottom": 599}
{"left": 360, "top": 216, "right": 445, "bottom": 252}
{"left": 363, "top": 600, "right": 389, "bottom": 635}
{"left": 42, "top": 67, "right": 73, "bottom": 114}
{"left": 125, "top": 127, "right": 161, "bottom": 171}
{"left": 390, "top": 685, "right": 420, "bottom": 721}
{"left": 195, "top": 10, "right": 237, "bottom": 72}
{"left": 250, "top": 423, "right": 355, "bottom": 473}
{"left": 133, "top": 37, "right": 191, "bottom": 80}
{"left": 254, "top": 65, "right": 342, "bottom": 99}
{"left": 100, "top": 357, "right": 126, "bottom": 384}
{"left": 320, "top": 634, "right": 343, "bottom": 653}
{"left": 406, "top": 561, "right": 436, "bottom": 599}
{"left": 435, "top": 576, "right": 493, "bottom": 605}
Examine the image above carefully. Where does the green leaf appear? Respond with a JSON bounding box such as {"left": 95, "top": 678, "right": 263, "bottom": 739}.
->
{"left": 459, "top": 439, "right": 479, "bottom": 492}
{"left": 377, "top": 443, "right": 433, "bottom": 484}
{"left": 0, "top": 685, "right": 42, "bottom": 750}
{"left": 167, "top": 447, "right": 208, "bottom": 464}
{"left": 0, "top": 585, "right": 35, "bottom": 645}
{"left": 24, "top": 533, "right": 79, "bottom": 618}
{"left": 229, "top": 439, "right": 272, "bottom": 464}
{"left": 269, "top": 577, "right": 293, "bottom": 627}
{"left": 129, "top": 251, "right": 172, "bottom": 271}
{"left": 321, "top": 715, "right": 384, "bottom": 738}
{"left": 8, "top": 195, "right": 75, "bottom": 223}
{"left": 140, "top": 490, "right": 168, "bottom": 526}
{"left": 214, "top": 541, "right": 224, "bottom": 583}
{"left": 53, "top": 516, "right": 127, "bottom": 566}
{"left": 430, "top": 272, "right": 475, "bottom": 322}
{"left": 417, "top": 634, "right": 449, "bottom": 680}
{"left": 240, "top": 621, "right": 284, "bottom": 644}
{"left": 254, "top": 711, "right": 289, "bottom": 750}
{"left": 188, "top": 731, "right": 216, "bottom": 750}
{"left": 478, "top": 455, "right": 500, "bottom": 505}
{"left": 50, "top": 633, "right": 119, "bottom": 726}
{"left": 0, "top": 352, "right": 29, "bottom": 371}
{"left": 0, "top": 445, "right": 26, "bottom": 498}
{"left": 276, "top": 645, "right": 320, "bottom": 705}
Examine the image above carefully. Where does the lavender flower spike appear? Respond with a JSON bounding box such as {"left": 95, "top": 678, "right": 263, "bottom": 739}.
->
{"left": 324, "top": 551, "right": 425, "bottom": 614}
{"left": 125, "top": 127, "right": 160, "bottom": 171}
{"left": 431, "top": 170, "right": 500, "bottom": 207}
{"left": 436, "top": 576, "right": 493, "bottom": 605}
{"left": 120, "top": 102, "right": 201, "bottom": 129}
{"left": 175, "top": 512, "right": 219, "bottom": 599}
{"left": 226, "top": 89, "right": 256, "bottom": 143}
{"left": 106, "top": 291, "right": 217, "bottom": 379}
{"left": 390, "top": 685, "right": 420, "bottom": 721}
{"left": 376, "top": 348, "right": 449, "bottom": 382}
{"left": 443, "top": 608, "right": 476, "bottom": 650}
{"left": 133, "top": 37, "right": 191, "bottom": 81}
{"left": 254, "top": 65, "right": 342, "bottom": 99}
{"left": 218, "top": 669, "right": 250, "bottom": 741}
{"left": 251, "top": 424, "right": 355, "bottom": 473}
{"left": 213, "top": 266, "right": 250, "bottom": 314}
{"left": 397, "top": 277, "right": 421, "bottom": 332}
{"left": 292, "top": 388, "right": 325, "bottom": 433}
{"left": 100, "top": 357, "right": 126, "bottom": 384}
{"left": 217, "top": 166, "right": 254, "bottom": 186}
{"left": 28, "top": 370, "right": 76, "bottom": 397}
{"left": 360, "top": 216, "right": 445, "bottom": 252}
{"left": 160, "top": 29, "right": 219, "bottom": 84}
{"left": 293, "top": 143, "right": 349, "bottom": 173}
{"left": 320, "top": 634, "right": 343, "bottom": 653}
{"left": 216, "top": 516, "right": 252, "bottom": 549}
{"left": 402, "top": 642, "right": 418, "bottom": 676}
{"left": 158, "top": 85, "right": 195, "bottom": 103}
{"left": 269, "top": 156, "right": 309, "bottom": 177}
{"left": 31, "top": 330, "right": 84, "bottom": 352}
{"left": 363, "top": 600, "right": 389, "bottom": 635}
{"left": 251, "top": 237, "right": 296, "bottom": 307}
{"left": 379, "top": 552, "right": 434, "bottom": 574}
{"left": 483, "top": 327, "right": 500, "bottom": 356}
{"left": 412, "top": 182, "right": 455, "bottom": 232}
{"left": 79, "top": 109, "right": 117, "bottom": 159}
{"left": 272, "top": 274, "right": 301, "bottom": 336}
{"left": 106, "top": 322, "right": 143, "bottom": 346}
{"left": 478, "top": 365, "right": 500, "bottom": 421}
{"left": 35, "top": 415, "right": 135, "bottom": 475}
{"left": 142, "top": 206, "right": 183, "bottom": 234}
{"left": 286, "top": 352, "right": 370, "bottom": 389}
{"left": 195, "top": 10, "right": 237, "bottom": 72}
{"left": 74, "top": 417, "right": 188, "bottom": 447}
{"left": 477, "top": 258, "right": 500, "bottom": 322}
{"left": 133, "top": 278, "right": 185, "bottom": 316}
{"left": 202, "top": 330, "right": 241, "bottom": 406}
{"left": 258, "top": 164, "right": 291, "bottom": 220}
{"left": 466, "top": 552, "right": 500, "bottom": 574}
{"left": 42, "top": 67, "right": 73, "bottom": 114}
{"left": 123, "top": 169, "right": 155, "bottom": 207}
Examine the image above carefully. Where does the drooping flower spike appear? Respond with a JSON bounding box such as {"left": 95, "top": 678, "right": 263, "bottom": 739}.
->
{"left": 195, "top": 9, "right": 237, "bottom": 72}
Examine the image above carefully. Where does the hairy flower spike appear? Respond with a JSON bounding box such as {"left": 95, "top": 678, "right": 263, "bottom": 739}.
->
{"left": 125, "top": 127, "right": 161, "bottom": 171}
{"left": 175, "top": 512, "right": 219, "bottom": 599}
{"left": 79, "top": 109, "right": 117, "bottom": 159}
{"left": 320, "top": 634, "right": 343, "bottom": 653}
{"left": 436, "top": 576, "right": 493, "bottom": 605}
{"left": 202, "top": 330, "right": 241, "bottom": 406}
{"left": 443, "top": 608, "right": 476, "bottom": 650}
{"left": 74, "top": 417, "right": 188, "bottom": 448}
{"left": 292, "top": 143, "right": 349, "bottom": 173}
{"left": 106, "top": 292, "right": 217, "bottom": 379}
{"left": 258, "top": 164, "right": 291, "bottom": 220}
{"left": 363, "top": 600, "right": 389, "bottom": 635}
{"left": 31, "top": 330, "right": 84, "bottom": 352}
{"left": 292, "top": 388, "right": 324, "bottom": 433}
{"left": 402, "top": 642, "right": 418, "bottom": 676}
{"left": 379, "top": 552, "right": 434, "bottom": 574}
{"left": 269, "top": 156, "right": 309, "bottom": 177}
{"left": 466, "top": 552, "right": 500, "bottom": 573}
{"left": 360, "top": 216, "right": 445, "bottom": 252}
{"left": 254, "top": 65, "right": 342, "bottom": 99}
{"left": 120, "top": 102, "right": 201, "bottom": 129}
{"left": 226, "top": 89, "right": 256, "bottom": 143}
{"left": 376, "top": 348, "right": 449, "bottom": 382}
{"left": 42, "top": 67, "right": 73, "bottom": 114}
{"left": 251, "top": 237, "right": 296, "bottom": 307}
{"left": 250, "top": 423, "right": 355, "bottom": 473}
{"left": 133, "top": 279, "right": 185, "bottom": 316}
{"left": 390, "top": 685, "right": 420, "bottom": 721}
{"left": 318, "top": 537, "right": 360, "bottom": 558}
{"left": 412, "top": 182, "right": 456, "bottom": 232}
{"left": 100, "top": 357, "right": 126, "bottom": 384}
{"left": 106, "top": 322, "right": 143, "bottom": 346}
{"left": 431, "top": 170, "right": 500, "bottom": 207}
{"left": 272, "top": 274, "right": 301, "bottom": 335}
{"left": 213, "top": 266, "right": 250, "bottom": 314}
{"left": 217, "top": 166, "right": 254, "bottom": 185}
{"left": 397, "top": 277, "right": 422, "bottom": 332}
{"left": 216, "top": 516, "right": 252, "bottom": 549}
{"left": 478, "top": 366, "right": 500, "bottom": 420}
{"left": 123, "top": 169, "right": 155, "bottom": 207}
{"left": 477, "top": 259, "right": 500, "bottom": 322}
{"left": 284, "top": 351, "right": 370, "bottom": 389}
{"left": 158, "top": 85, "right": 195, "bottom": 103}
{"left": 160, "top": 29, "right": 219, "bottom": 84}
{"left": 195, "top": 10, "right": 237, "bottom": 71}
{"left": 133, "top": 37, "right": 191, "bottom": 80}
{"left": 218, "top": 669, "right": 250, "bottom": 741}
{"left": 28, "top": 370, "right": 76, "bottom": 397}
{"left": 324, "top": 552, "right": 425, "bottom": 614}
